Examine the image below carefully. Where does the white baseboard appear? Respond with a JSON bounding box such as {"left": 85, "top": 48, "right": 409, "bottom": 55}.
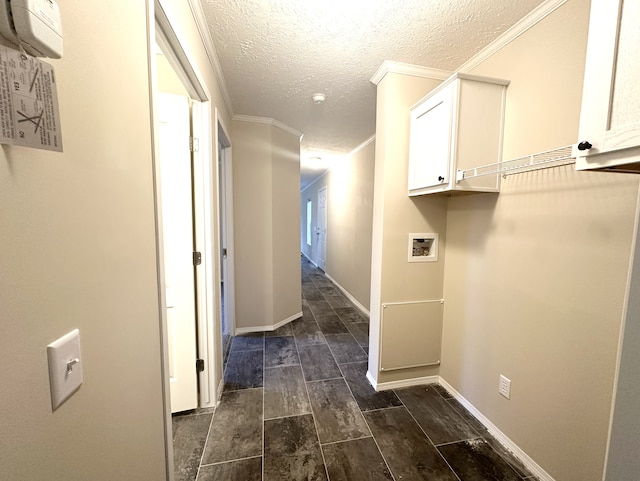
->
{"left": 301, "top": 251, "right": 318, "bottom": 267}
{"left": 438, "top": 378, "right": 556, "bottom": 481}
{"left": 324, "top": 273, "right": 370, "bottom": 317}
{"left": 235, "top": 311, "right": 302, "bottom": 335}
{"left": 367, "top": 371, "right": 439, "bottom": 391}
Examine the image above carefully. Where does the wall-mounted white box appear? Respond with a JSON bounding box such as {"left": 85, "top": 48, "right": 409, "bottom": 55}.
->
{"left": 408, "top": 233, "right": 439, "bottom": 263}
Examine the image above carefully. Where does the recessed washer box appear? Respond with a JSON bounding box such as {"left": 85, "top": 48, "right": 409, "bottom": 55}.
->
{"left": 408, "top": 233, "right": 438, "bottom": 263}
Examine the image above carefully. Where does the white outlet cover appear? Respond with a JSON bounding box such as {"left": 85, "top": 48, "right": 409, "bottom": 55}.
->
{"left": 47, "top": 329, "right": 83, "bottom": 410}
{"left": 499, "top": 374, "right": 511, "bottom": 399}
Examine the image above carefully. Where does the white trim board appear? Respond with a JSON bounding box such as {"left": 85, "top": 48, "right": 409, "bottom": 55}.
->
{"left": 457, "top": 0, "right": 568, "bottom": 73}
{"left": 367, "top": 372, "right": 439, "bottom": 391}
{"left": 324, "top": 273, "right": 370, "bottom": 317}
{"left": 233, "top": 114, "right": 303, "bottom": 139}
{"left": 438, "top": 378, "right": 556, "bottom": 481}
{"left": 302, "top": 251, "right": 319, "bottom": 268}
{"left": 186, "top": 0, "right": 234, "bottom": 115}
{"left": 370, "top": 60, "right": 452, "bottom": 85}
{"left": 234, "top": 311, "right": 302, "bottom": 335}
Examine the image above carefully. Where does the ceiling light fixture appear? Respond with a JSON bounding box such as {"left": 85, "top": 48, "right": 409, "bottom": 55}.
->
{"left": 312, "top": 93, "right": 326, "bottom": 104}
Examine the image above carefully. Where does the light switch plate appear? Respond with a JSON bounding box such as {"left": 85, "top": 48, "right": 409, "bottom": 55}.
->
{"left": 47, "top": 329, "right": 83, "bottom": 410}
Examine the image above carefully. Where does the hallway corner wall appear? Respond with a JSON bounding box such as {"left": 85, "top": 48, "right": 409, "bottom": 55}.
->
{"left": 232, "top": 119, "right": 302, "bottom": 330}
{"left": 368, "top": 72, "right": 447, "bottom": 386}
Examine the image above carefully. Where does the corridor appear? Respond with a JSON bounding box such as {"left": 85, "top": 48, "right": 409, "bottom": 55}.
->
{"left": 172, "top": 257, "right": 537, "bottom": 480}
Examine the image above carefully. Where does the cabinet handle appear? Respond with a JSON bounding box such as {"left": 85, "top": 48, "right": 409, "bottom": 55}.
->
{"left": 577, "top": 141, "right": 592, "bottom": 151}
{"left": 438, "top": 176, "right": 445, "bottom": 182}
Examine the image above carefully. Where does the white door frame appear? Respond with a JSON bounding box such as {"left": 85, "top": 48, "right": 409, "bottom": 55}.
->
{"left": 149, "top": 2, "right": 224, "bottom": 478}
{"left": 217, "top": 117, "right": 235, "bottom": 342}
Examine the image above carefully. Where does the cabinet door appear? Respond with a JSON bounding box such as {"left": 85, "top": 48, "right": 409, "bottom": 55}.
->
{"left": 409, "top": 85, "right": 452, "bottom": 191}
{"left": 576, "top": 0, "right": 640, "bottom": 164}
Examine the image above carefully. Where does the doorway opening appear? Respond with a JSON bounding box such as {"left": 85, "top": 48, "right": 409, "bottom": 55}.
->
{"left": 217, "top": 122, "right": 234, "bottom": 368}
{"left": 151, "top": 3, "right": 231, "bottom": 478}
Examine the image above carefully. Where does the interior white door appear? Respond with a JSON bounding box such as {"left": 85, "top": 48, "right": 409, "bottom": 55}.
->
{"left": 158, "top": 92, "right": 198, "bottom": 413}
{"left": 317, "top": 186, "right": 327, "bottom": 270}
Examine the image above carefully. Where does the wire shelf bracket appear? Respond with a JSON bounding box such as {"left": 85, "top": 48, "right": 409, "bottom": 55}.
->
{"left": 456, "top": 145, "right": 575, "bottom": 182}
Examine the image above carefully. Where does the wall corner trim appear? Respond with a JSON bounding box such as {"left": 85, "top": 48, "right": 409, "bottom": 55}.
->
{"left": 370, "top": 61, "right": 452, "bottom": 85}
{"left": 438, "top": 378, "right": 557, "bottom": 481}
{"left": 233, "top": 114, "right": 304, "bottom": 139}
{"left": 235, "top": 312, "right": 302, "bottom": 335}
{"left": 372, "top": 374, "right": 440, "bottom": 392}
{"left": 457, "top": 0, "right": 569, "bottom": 73}
{"left": 187, "top": 0, "right": 235, "bottom": 115}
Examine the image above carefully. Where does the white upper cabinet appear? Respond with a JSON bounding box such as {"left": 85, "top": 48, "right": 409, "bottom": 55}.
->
{"left": 408, "top": 73, "right": 509, "bottom": 196}
{"left": 574, "top": 0, "right": 640, "bottom": 172}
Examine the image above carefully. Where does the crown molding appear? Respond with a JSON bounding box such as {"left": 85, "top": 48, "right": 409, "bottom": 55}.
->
{"left": 233, "top": 114, "right": 304, "bottom": 139}
{"left": 457, "top": 0, "right": 568, "bottom": 73}
{"left": 370, "top": 61, "right": 452, "bottom": 85}
{"left": 347, "top": 134, "right": 376, "bottom": 158}
{"left": 187, "top": 0, "right": 235, "bottom": 116}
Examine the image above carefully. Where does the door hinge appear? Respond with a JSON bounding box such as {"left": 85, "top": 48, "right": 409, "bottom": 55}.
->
{"left": 189, "top": 136, "right": 200, "bottom": 152}
{"left": 196, "top": 359, "right": 205, "bottom": 372}
{"left": 193, "top": 251, "right": 202, "bottom": 266}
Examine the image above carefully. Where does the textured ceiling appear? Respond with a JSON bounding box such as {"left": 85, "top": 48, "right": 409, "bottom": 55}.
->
{"left": 201, "top": 0, "right": 545, "bottom": 188}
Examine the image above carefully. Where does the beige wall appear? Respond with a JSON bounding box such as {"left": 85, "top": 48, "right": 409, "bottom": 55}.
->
{"left": 369, "top": 72, "right": 449, "bottom": 384}
{"left": 0, "top": 1, "right": 233, "bottom": 478}
{"left": 272, "top": 126, "right": 303, "bottom": 323}
{"left": 232, "top": 120, "right": 301, "bottom": 330}
{"left": 0, "top": 2, "right": 164, "bottom": 479}
{"left": 300, "top": 138, "right": 376, "bottom": 310}
{"left": 440, "top": 1, "right": 640, "bottom": 480}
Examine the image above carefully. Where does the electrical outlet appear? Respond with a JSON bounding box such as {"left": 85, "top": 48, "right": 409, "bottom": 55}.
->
{"left": 499, "top": 374, "right": 511, "bottom": 399}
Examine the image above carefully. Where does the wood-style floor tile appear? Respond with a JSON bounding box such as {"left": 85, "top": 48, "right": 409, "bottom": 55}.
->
{"left": 264, "top": 414, "right": 327, "bottom": 481}
{"left": 224, "top": 349, "right": 264, "bottom": 391}
{"left": 346, "top": 322, "right": 369, "bottom": 347}
{"left": 316, "top": 314, "right": 349, "bottom": 334}
{"left": 298, "top": 344, "right": 342, "bottom": 381}
{"left": 363, "top": 407, "right": 458, "bottom": 481}
{"left": 306, "top": 378, "right": 370, "bottom": 444}
{"left": 172, "top": 413, "right": 212, "bottom": 481}
{"left": 201, "top": 389, "right": 263, "bottom": 464}
{"left": 292, "top": 319, "right": 326, "bottom": 347}
{"left": 264, "top": 365, "right": 311, "bottom": 420}
{"left": 230, "top": 332, "right": 264, "bottom": 352}
{"left": 325, "top": 333, "right": 367, "bottom": 364}
{"left": 322, "top": 437, "right": 393, "bottom": 481}
{"left": 197, "top": 457, "right": 262, "bottom": 481}
{"left": 340, "top": 362, "right": 402, "bottom": 411}
{"left": 437, "top": 438, "right": 522, "bottom": 481}
{"left": 307, "top": 300, "right": 336, "bottom": 317}
{"left": 265, "top": 322, "right": 294, "bottom": 337}
{"left": 265, "top": 336, "right": 299, "bottom": 368}
{"left": 395, "top": 385, "right": 479, "bottom": 444}
{"left": 333, "top": 306, "right": 367, "bottom": 324}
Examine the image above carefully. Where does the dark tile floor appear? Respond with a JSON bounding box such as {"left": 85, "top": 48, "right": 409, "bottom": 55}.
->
{"left": 173, "top": 257, "right": 539, "bottom": 481}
